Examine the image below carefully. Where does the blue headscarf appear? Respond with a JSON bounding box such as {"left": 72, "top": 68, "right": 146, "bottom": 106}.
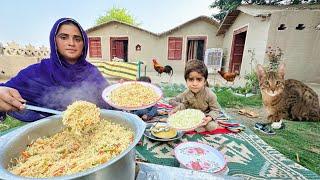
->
{"left": 1, "top": 18, "right": 110, "bottom": 121}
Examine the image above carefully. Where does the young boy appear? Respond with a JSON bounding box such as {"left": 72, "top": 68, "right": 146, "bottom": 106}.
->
{"left": 169, "top": 59, "right": 221, "bottom": 132}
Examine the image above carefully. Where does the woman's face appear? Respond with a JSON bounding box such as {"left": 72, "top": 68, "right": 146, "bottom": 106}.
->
{"left": 186, "top": 71, "right": 206, "bottom": 93}
{"left": 56, "top": 23, "right": 84, "bottom": 64}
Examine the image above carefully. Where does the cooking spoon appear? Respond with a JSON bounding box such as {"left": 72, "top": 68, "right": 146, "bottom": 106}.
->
{"left": 24, "top": 104, "right": 63, "bottom": 115}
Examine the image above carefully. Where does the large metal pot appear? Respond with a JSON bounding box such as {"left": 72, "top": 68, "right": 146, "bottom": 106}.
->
{"left": 0, "top": 110, "right": 146, "bottom": 180}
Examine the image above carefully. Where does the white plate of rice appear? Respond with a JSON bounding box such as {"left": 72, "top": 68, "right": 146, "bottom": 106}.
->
{"left": 102, "top": 81, "right": 162, "bottom": 110}
{"left": 167, "top": 109, "right": 205, "bottom": 131}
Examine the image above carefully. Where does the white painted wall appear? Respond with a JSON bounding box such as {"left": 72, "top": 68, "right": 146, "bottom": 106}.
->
{"left": 266, "top": 10, "right": 320, "bottom": 82}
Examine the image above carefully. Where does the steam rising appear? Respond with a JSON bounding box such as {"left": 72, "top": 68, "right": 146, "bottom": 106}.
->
{"left": 40, "top": 74, "right": 108, "bottom": 111}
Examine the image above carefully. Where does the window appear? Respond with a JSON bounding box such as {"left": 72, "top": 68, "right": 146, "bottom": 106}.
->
{"left": 89, "top": 37, "right": 102, "bottom": 58}
{"left": 168, "top": 37, "right": 183, "bottom": 60}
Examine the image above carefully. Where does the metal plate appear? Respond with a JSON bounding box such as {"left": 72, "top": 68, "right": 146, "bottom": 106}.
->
{"left": 144, "top": 123, "right": 184, "bottom": 142}
{"left": 102, "top": 81, "right": 163, "bottom": 111}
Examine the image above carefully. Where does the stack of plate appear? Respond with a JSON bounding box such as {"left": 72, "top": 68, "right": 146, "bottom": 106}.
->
{"left": 144, "top": 122, "right": 184, "bottom": 142}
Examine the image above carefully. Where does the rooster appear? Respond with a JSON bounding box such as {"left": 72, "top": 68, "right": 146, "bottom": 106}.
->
{"left": 152, "top": 59, "right": 173, "bottom": 77}
{"left": 218, "top": 70, "right": 239, "bottom": 84}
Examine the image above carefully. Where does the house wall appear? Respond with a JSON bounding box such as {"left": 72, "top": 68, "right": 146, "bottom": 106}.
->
{"left": 157, "top": 21, "right": 223, "bottom": 72}
{"left": 222, "top": 13, "right": 270, "bottom": 76}
{"left": 266, "top": 10, "right": 320, "bottom": 83}
{"left": 86, "top": 22, "right": 159, "bottom": 70}
{"left": 87, "top": 20, "right": 223, "bottom": 73}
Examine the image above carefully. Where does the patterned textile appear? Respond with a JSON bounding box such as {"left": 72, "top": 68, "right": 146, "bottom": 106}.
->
{"left": 136, "top": 128, "right": 319, "bottom": 179}
{"left": 91, "top": 60, "right": 139, "bottom": 80}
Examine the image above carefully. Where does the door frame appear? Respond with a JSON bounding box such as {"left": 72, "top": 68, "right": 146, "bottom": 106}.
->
{"left": 110, "top": 37, "right": 129, "bottom": 61}
{"left": 185, "top": 36, "right": 207, "bottom": 62}
{"left": 229, "top": 26, "right": 248, "bottom": 73}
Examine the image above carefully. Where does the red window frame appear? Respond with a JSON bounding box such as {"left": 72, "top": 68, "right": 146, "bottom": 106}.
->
{"left": 168, "top": 37, "right": 183, "bottom": 60}
{"left": 89, "top": 37, "right": 102, "bottom": 58}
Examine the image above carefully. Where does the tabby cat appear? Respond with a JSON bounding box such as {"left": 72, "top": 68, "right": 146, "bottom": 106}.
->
{"left": 256, "top": 63, "right": 320, "bottom": 122}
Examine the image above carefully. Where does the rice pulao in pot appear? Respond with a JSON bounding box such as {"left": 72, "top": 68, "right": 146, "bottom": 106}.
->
{"left": 0, "top": 110, "right": 146, "bottom": 180}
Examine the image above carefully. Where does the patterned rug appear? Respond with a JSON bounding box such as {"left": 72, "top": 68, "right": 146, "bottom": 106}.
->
{"left": 136, "top": 127, "right": 319, "bottom": 179}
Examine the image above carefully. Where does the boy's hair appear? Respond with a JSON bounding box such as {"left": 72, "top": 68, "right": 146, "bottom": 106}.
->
{"left": 184, "top": 59, "right": 208, "bottom": 80}
{"left": 137, "top": 76, "right": 151, "bottom": 83}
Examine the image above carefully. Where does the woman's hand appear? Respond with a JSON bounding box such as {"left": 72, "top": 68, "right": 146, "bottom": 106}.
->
{"left": 0, "top": 87, "right": 26, "bottom": 112}
{"left": 200, "top": 116, "right": 213, "bottom": 126}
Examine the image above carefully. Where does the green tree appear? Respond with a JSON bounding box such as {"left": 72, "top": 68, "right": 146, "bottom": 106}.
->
{"left": 210, "top": 0, "right": 242, "bottom": 21}
{"left": 210, "top": 0, "right": 318, "bottom": 21}
{"left": 96, "top": 7, "right": 140, "bottom": 26}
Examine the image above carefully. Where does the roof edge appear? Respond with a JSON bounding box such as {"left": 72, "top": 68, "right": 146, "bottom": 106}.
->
{"left": 86, "top": 20, "right": 158, "bottom": 36}
{"left": 86, "top": 16, "right": 220, "bottom": 37}
{"left": 158, "top": 16, "right": 220, "bottom": 36}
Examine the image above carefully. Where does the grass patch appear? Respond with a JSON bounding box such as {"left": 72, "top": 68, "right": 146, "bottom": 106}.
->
{"left": 160, "top": 83, "right": 186, "bottom": 97}
{"left": 215, "top": 88, "right": 262, "bottom": 108}
{"left": 0, "top": 115, "right": 26, "bottom": 132}
{"left": 161, "top": 84, "right": 262, "bottom": 108}
{"left": 259, "top": 121, "right": 320, "bottom": 175}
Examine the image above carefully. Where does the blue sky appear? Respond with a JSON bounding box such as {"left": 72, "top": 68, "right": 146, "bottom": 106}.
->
{"left": 0, "top": 0, "right": 218, "bottom": 47}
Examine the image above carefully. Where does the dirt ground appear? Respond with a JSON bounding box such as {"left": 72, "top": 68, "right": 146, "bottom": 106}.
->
{"left": 224, "top": 107, "right": 269, "bottom": 130}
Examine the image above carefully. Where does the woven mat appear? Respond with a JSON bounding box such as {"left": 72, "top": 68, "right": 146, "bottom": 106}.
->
{"left": 136, "top": 127, "right": 319, "bottom": 179}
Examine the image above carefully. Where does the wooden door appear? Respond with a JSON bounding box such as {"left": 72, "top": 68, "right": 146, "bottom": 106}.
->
{"left": 110, "top": 37, "right": 128, "bottom": 61}
{"left": 114, "top": 41, "right": 124, "bottom": 59}
{"left": 229, "top": 27, "right": 247, "bottom": 73}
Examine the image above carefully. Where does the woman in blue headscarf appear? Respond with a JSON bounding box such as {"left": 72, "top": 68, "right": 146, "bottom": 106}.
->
{"left": 0, "top": 18, "right": 110, "bottom": 122}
